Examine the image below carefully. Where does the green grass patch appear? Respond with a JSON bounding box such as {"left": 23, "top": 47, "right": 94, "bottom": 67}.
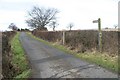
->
{"left": 76, "top": 52, "right": 118, "bottom": 72}
{"left": 27, "top": 32, "right": 118, "bottom": 73}
{"left": 15, "top": 69, "right": 31, "bottom": 79}
{"left": 11, "top": 32, "right": 31, "bottom": 79}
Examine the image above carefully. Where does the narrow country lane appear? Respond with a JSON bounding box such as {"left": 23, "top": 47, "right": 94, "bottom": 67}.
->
{"left": 19, "top": 32, "right": 118, "bottom": 78}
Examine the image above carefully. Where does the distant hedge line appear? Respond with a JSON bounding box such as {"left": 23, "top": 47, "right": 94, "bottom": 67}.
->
{"left": 32, "top": 30, "right": 119, "bottom": 55}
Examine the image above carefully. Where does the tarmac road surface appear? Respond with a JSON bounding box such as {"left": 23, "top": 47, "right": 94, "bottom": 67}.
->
{"left": 19, "top": 32, "right": 118, "bottom": 78}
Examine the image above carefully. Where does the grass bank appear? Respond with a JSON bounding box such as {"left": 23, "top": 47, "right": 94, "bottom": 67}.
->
{"left": 27, "top": 32, "right": 118, "bottom": 73}
{"left": 11, "top": 32, "right": 31, "bottom": 79}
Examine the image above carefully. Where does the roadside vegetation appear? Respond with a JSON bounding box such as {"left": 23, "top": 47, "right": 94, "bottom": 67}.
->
{"left": 27, "top": 32, "right": 118, "bottom": 73}
{"left": 11, "top": 32, "right": 31, "bottom": 79}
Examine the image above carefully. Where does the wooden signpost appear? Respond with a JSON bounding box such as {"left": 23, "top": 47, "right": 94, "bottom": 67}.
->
{"left": 62, "top": 29, "right": 65, "bottom": 45}
{"left": 93, "top": 18, "right": 102, "bottom": 52}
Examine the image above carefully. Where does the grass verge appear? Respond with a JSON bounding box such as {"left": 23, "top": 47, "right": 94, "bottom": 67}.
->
{"left": 27, "top": 32, "right": 118, "bottom": 73}
{"left": 11, "top": 32, "right": 31, "bottom": 79}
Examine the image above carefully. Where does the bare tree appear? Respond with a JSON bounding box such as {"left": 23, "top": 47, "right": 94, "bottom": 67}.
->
{"left": 49, "top": 21, "right": 59, "bottom": 31}
{"left": 67, "top": 23, "right": 74, "bottom": 31}
{"left": 26, "top": 6, "right": 58, "bottom": 30}
{"left": 8, "top": 23, "right": 18, "bottom": 31}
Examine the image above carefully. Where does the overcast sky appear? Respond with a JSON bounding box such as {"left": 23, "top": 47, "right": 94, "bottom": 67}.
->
{"left": 0, "top": 0, "right": 119, "bottom": 31}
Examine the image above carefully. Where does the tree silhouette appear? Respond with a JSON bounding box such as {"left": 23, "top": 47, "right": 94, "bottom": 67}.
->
{"left": 8, "top": 23, "right": 18, "bottom": 31}
{"left": 26, "top": 6, "right": 58, "bottom": 30}
{"left": 67, "top": 23, "right": 74, "bottom": 31}
{"left": 49, "top": 21, "right": 59, "bottom": 31}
